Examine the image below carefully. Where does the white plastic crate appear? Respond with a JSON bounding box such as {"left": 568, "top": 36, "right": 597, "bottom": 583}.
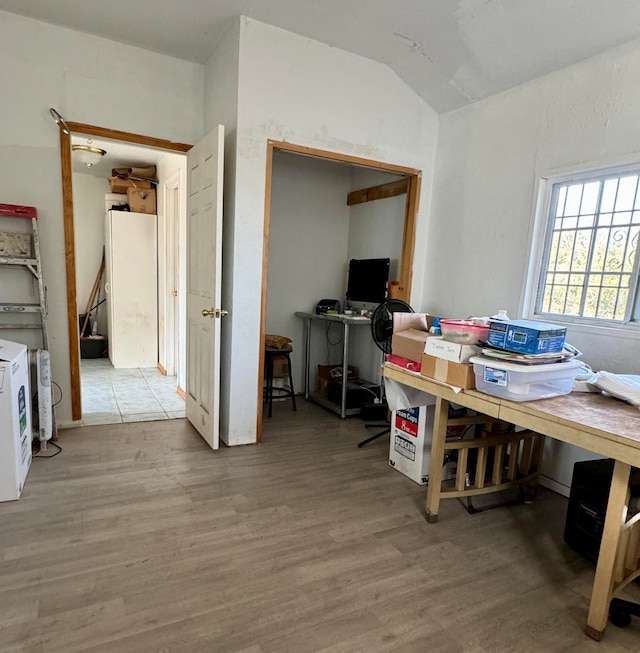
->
{"left": 470, "top": 356, "right": 583, "bottom": 402}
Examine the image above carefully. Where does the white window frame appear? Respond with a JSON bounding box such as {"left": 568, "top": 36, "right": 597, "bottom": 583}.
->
{"left": 523, "top": 162, "right": 640, "bottom": 337}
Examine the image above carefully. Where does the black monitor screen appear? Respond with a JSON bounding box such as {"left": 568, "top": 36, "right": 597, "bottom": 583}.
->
{"left": 346, "top": 258, "right": 390, "bottom": 304}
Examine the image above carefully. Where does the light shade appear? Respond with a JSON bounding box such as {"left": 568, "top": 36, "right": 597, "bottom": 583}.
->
{"left": 72, "top": 144, "right": 106, "bottom": 167}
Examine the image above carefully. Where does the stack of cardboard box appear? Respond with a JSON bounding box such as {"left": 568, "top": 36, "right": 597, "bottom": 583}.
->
{"left": 109, "top": 165, "right": 157, "bottom": 214}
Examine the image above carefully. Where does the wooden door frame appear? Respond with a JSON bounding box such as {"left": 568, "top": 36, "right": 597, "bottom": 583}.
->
{"left": 258, "top": 140, "right": 422, "bottom": 441}
{"left": 57, "top": 121, "right": 191, "bottom": 421}
{"left": 161, "top": 173, "right": 181, "bottom": 378}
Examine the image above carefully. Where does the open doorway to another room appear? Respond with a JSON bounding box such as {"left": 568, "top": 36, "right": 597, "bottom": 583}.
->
{"left": 70, "top": 135, "right": 188, "bottom": 425}
{"left": 259, "top": 142, "right": 420, "bottom": 438}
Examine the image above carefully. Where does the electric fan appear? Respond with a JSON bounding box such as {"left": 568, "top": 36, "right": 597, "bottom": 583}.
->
{"left": 358, "top": 298, "right": 414, "bottom": 448}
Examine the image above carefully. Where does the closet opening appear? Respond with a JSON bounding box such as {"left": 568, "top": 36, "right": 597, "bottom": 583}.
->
{"left": 258, "top": 141, "right": 421, "bottom": 441}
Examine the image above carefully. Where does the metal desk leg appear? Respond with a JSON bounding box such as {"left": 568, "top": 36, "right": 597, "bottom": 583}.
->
{"left": 585, "top": 460, "right": 631, "bottom": 640}
{"left": 425, "top": 397, "right": 449, "bottom": 523}
{"left": 303, "top": 317, "right": 311, "bottom": 399}
{"left": 340, "top": 322, "right": 350, "bottom": 419}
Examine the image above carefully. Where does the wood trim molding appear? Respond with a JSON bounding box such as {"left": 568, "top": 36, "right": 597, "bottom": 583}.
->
{"left": 397, "top": 174, "right": 421, "bottom": 303}
{"left": 259, "top": 139, "right": 422, "bottom": 429}
{"left": 256, "top": 142, "right": 277, "bottom": 443}
{"left": 66, "top": 122, "right": 192, "bottom": 152}
{"left": 347, "top": 178, "right": 409, "bottom": 206}
{"left": 61, "top": 122, "right": 192, "bottom": 423}
{"left": 60, "top": 128, "right": 82, "bottom": 421}
{"left": 268, "top": 140, "right": 420, "bottom": 176}
{"left": 176, "top": 386, "right": 186, "bottom": 400}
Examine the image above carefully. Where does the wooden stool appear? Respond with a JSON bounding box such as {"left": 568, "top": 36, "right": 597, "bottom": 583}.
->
{"left": 264, "top": 345, "right": 297, "bottom": 418}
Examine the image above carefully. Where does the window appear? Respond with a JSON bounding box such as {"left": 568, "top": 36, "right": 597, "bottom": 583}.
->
{"left": 534, "top": 168, "right": 640, "bottom": 325}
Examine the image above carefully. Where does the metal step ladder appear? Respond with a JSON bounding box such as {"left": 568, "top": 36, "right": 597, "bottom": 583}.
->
{"left": 0, "top": 203, "right": 57, "bottom": 439}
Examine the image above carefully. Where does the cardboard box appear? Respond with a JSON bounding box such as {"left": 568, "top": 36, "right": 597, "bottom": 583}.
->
{"left": 316, "top": 364, "right": 358, "bottom": 396}
{"left": 420, "top": 353, "right": 475, "bottom": 389}
{"left": 389, "top": 402, "right": 436, "bottom": 485}
{"left": 424, "top": 336, "right": 480, "bottom": 363}
{"left": 109, "top": 177, "right": 152, "bottom": 194}
{"left": 487, "top": 319, "right": 566, "bottom": 355}
{"left": 271, "top": 354, "right": 290, "bottom": 379}
{"left": 391, "top": 328, "right": 433, "bottom": 363}
{"left": 0, "top": 339, "right": 32, "bottom": 502}
{"left": 127, "top": 188, "right": 157, "bottom": 215}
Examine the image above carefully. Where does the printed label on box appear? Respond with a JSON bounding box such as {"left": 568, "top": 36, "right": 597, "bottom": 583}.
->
{"left": 484, "top": 366, "right": 508, "bottom": 386}
{"left": 395, "top": 407, "right": 420, "bottom": 437}
{"left": 18, "top": 385, "right": 26, "bottom": 435}
{"left": 394, "top": 434, "right": 417, "bottom": 461}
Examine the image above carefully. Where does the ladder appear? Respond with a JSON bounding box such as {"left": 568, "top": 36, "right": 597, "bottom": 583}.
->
{"left": 0, "top": 203, "right": 57, "bottom": 441}
{"left": 0, "top": 203, "right": 49, "bottom": 348}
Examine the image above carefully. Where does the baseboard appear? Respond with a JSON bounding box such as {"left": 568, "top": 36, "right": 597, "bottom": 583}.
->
{"left": 177, "top": 386, "right": 186, "bottom": 400}
{"left": 539, "top": 475, "right": 570, "bottom": 498}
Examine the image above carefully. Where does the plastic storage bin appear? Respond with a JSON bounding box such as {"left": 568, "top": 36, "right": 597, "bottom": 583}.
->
{"left": 469, "top": 356, "right": 583, "bottom": 401}
{"left": 440, "top": 319, "right": 489, "bottom": 345}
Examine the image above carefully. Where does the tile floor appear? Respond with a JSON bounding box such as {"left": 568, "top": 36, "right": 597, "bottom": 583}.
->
{"left": 81, "top": 358, "right": 185, "bottom": 426}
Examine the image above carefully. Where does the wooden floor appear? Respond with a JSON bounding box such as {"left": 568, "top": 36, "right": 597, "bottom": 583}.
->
{"left": 2, "top": 401, "right": 640, "bottom": 652}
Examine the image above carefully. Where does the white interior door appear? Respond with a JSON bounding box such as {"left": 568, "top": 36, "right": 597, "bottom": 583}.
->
{"left": 186, "top": 126, "right": 225, "bottom": 449}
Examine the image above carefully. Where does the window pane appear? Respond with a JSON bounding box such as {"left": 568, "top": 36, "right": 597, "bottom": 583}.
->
{"left": 556, "top": 232, "right": 575, "bottom": 269}
{"left": 614, "top": 176, "right": 638, "bottom": 211}
{"left": 601, "top": 179, "right": 618, "bottom": 213}
{"left": 537, "top": 170, "right": 640, "bottom": 323}
{"left": 578, "top": 214, "right": 595, "bottom": 229}
{"left": 572, "top": 231, "right": 591, "bottom": 271}
{"left": 556, "top": 186, "right": 567, "bottom": 217}
{"left": 565, "top": 184, "right": 582, "bottom": 216}
{"left": 581, "top": 181, "right": 600, "bottom": 214}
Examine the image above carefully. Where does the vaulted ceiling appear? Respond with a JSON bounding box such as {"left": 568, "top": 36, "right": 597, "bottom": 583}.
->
{"left": 2, "top": 0, "right": 640, "bottom": 113}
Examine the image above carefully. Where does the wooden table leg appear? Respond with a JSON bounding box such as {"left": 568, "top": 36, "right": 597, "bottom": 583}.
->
{"left": 425, "top": 397, "right": 449, "bottom": 523}
{"left": 585, "top": 460, "right": 631, "bottom": 640}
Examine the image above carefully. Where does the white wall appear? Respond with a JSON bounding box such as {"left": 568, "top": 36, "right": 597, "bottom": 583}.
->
{"left": 427, "top": 38, "right": 640, "bottom": 491}
{"left": 217, "top": 17, "right": 438, "bottom": 445}
{"left": 347, "top": 168, "right": 406, "bottom": 383}
{"left": 266, "top": 152, "right": 352, "bottom": 389}
{"left": 0, "top": 11, "right": 204, "bottom": 426}
{"left": 72, "top": 174, "right": 110, "bottom": 336}
{"left": 204, "top": 19, "right": 240, "bottom": 442}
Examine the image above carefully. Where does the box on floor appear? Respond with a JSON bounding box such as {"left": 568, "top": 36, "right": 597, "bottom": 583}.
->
{"left": 316, "top": 364, "right": 358, "bottom": 396}
{"left": 0, "top": 339, "right": 32, "bottom": 502}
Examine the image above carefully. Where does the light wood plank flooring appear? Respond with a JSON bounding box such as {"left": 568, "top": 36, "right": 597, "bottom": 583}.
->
{"left": 1, "top": 400, "right": 640, "bottom": 652}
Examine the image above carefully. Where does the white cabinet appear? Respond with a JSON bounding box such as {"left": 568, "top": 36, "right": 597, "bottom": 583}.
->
{"left": 104, "top": 210, "right": 158, "bottom": 368}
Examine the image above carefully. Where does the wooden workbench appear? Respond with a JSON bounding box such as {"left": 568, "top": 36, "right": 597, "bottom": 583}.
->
{"left": 384, "top": 362, "right": 640, "bottom": 641}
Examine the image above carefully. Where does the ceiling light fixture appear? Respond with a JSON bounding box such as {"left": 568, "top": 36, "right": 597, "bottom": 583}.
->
{"left": 72, "top": 141, "right": 107, "bottom": 167}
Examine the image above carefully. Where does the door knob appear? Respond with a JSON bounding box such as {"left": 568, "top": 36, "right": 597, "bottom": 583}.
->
{"left": 202, "top": 308, "right": 229, "bottom": 318}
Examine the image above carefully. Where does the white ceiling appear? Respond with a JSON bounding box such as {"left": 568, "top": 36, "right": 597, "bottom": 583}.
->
{"left": 3, "top": 0, "right": 640, "bottom": 112}
{"left": 70, "top": 136, "right": 170, "bottom": 179}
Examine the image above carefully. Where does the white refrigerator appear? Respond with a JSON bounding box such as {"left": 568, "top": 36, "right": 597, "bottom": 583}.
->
{"left": 104, "top": 210, "right": 158, "bottom": 369}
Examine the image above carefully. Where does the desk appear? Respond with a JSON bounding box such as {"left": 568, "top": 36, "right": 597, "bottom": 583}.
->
{"left": 384, "top": 362, "right": 640, "bottom": 641}
{"left": 295, "top": 311, "right": 371, "bottom": 418}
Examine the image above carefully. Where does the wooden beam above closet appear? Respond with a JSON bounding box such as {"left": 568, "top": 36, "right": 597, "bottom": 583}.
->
{"left": 347, "top": 178, "right": 409, "bottom": 205}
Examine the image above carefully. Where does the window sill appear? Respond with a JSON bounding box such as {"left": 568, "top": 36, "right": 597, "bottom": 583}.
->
{"left": 524, "top": 313, "right": 640, "bottom": 342}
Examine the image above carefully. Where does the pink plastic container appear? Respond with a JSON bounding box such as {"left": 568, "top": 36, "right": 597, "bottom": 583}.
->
{"left": 439, "top": 319, "right": 490, "bottom": 345}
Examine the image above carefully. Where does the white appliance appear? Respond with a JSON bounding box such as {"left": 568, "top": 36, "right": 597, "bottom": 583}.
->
{"left": 30, "top": 349, "right": 53, "bottom": 444}
{"left": 105, "top": 210, "right": 158, "bottom": 368}
{"left": 0, "top": 338, "right": 32, "bottom": 501}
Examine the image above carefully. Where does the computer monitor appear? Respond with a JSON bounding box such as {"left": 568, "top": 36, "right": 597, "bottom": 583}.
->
{"left": 345, "top": 258, "right": 390, "bottom": 305}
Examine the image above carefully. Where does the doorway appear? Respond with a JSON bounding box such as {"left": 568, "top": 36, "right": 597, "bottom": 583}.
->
{"left": 258, "top": 141, "right": 421, "bottom": 441}
{"left": 58, "top": 122, "right": 192, "bottom": 423}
